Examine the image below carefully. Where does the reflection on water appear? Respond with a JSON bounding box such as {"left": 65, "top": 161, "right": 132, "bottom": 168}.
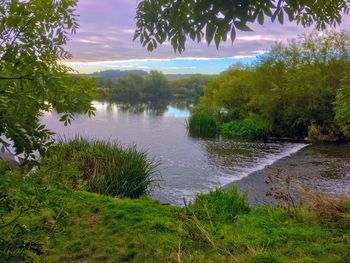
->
{"left": 41, "top": 101, "right": 306, "bottom": 205}
{"left": 97, "top": 101, "right": 171, "bottom": 116}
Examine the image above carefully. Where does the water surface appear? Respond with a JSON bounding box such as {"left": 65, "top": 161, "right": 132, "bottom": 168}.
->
{"left": 41, "top": 101, "right": 306, "bottom": 205}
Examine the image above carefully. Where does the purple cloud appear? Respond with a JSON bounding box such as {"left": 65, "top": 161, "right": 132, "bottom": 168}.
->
{"left": 65, "top": 1, "right": 350, "bottom": 65}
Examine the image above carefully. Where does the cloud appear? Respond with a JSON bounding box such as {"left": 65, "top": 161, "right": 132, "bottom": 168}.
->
{"left": 65, "top": 0, "right": 350, "bottom": 73}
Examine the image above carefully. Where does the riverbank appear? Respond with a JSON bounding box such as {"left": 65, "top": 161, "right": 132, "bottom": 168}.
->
{"left": 1, "top": 140, "right": 350, "bottom": 261}
{"left": 227, "top": 142, "right": 350, "bottom": 206}
{"left": 1, "top": 169, "right": 350, "bottom": 262}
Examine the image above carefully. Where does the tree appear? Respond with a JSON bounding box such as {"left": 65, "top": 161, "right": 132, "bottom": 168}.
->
{"left": 115, "top": 73, "right": 145, "bottom": 102}
{"left": 190, "top": 31, "right": 350, "bottom": 139}
{"left": 134, "top": 0, "right": 350, "bottom": 53}
{"left": 335, "top": 69, "right": 350, "bottom": 137}
{"left": 171, "top": 74, "right": 208, "bottom": 104}
{"left": 0, "top": 0, "right": 97, "bottom": 159}
{"left": 143, "top": 71, "right": 172, "bottom": 102}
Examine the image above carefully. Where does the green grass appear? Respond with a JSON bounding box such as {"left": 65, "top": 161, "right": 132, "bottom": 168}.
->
{"left": 188, "top": 110, "right": 217, "bottom": 136}
{"left": 43, "top": 138, "right": 160, "bottom": 198}
{"left": 1, "top": 170, "right": 349, "bottom": 263}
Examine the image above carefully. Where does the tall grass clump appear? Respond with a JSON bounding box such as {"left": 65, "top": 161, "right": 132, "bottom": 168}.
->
{"left": 45, "top": 138, "right": 160, "bottom": 198}
{"left": 188, "top": 109, "right": 217, "bottom": 136}
{"left": 188, "top": 187, "right": 251, "bottom": 224}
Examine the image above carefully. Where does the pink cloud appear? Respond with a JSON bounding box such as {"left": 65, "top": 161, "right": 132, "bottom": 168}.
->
{"left": 66, "top": 1, "right": 350, "bottom": 62}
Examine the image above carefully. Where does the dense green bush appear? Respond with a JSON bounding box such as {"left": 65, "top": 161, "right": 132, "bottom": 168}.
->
{"left": 334, "top": 70, "right": 350, "bottom": 137}
{"left": 171, "top": 74, "right": 209, "bottom": 104}
{"left": 220, "top": 117, "right": 270, "bottom": 140}
{"left": 44, "top": 138, "right": 160, "bottom": 198}
{"left": 190, "top": 31, "right": 350, "bottom": 141}
{"left": 97, "top": 71, "right": 172, "bottom": 104}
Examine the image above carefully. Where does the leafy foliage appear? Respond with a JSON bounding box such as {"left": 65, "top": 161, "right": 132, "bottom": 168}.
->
{"left": 190, "top": 31, "right": 350, "bottom": 140}
{"left": 97, "top": 71, "right": 172, "bottom": 104}
{"left": 0, "top": 170, "right": 64, "bottom": 262}
{"left": 220, "top": 117, "right": 270, "bottom": 140}
{"left": 0, "top": 0, "right": 97, "bottom": 158}
{"left": 143, "top": 70, "right": 172, "bottom": 101}
{"left": 335, "top": 69, "right": 350, "bottom": 137}
{"left": 98, "top": 71, "right": 209, "bottom": 106}
{"left": 171, "top": 74, "right": 208, "bottom": 104}
{"left": 134, "top": 0, "right": 350, "bottom": 53}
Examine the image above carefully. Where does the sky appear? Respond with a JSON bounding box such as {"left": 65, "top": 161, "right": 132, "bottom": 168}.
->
{"left": 65, "top": 0, "right": 350, "bottom": 74}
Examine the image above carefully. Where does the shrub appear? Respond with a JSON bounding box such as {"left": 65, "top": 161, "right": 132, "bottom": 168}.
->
{"left": 188, "top": 187, "right": 250, "bottom": 224}
{"left": 188, "top": 31, "right": 350, "bottom": 141}
{"left": 44, "top": 138, "right": 160, "bottom": 198}
{"left": 220, "top": 117, "right": 270, "bottom": 140}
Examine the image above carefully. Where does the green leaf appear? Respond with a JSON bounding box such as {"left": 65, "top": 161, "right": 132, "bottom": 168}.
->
{"left": 234, "top": 21, "right": 253, "bottom": 32}
{"left": 258, "top": 11, "right": 265, "bottom": 25}
{"left": 215, "top": 32, "right": 221, "bottom": 49}
{"left": 206, "top": 23, "right": 216, "bottom": 45}
{"left": 230, "top": 26, "right": 236, "bottom": 42}
{"left": 278, "top": 11, "right": 284, "bottom": 24}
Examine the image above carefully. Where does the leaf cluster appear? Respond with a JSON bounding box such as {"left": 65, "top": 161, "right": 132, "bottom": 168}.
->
{"left": 0, "top": 170, "right": 65, "bottom": 262}
{"left": 134, "top": 0, "right": 350, "bottom": 53}
{"left": 0, "top": 0, "right": 97, "bottom": 158}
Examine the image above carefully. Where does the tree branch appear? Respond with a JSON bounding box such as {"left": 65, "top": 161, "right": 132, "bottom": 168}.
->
{"left": 0, "top": 76, "right": 33, "bottom": 81}
{"left": 0, "top": 16, "right": 35, "bottom": 61}
{"left": 0, "top": 208, "right": 28, "bottom": 230}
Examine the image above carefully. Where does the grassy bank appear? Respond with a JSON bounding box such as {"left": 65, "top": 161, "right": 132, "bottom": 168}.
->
{"left": 1, "top": 140, "right": 350, "bottom": 262}
{"left": 1, "top": 172, "right": 350, "bottom": 262}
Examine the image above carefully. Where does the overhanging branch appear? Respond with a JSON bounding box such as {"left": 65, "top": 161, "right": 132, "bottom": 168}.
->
{"left": 0, "top": 76, "right": 33, "bottom": 81}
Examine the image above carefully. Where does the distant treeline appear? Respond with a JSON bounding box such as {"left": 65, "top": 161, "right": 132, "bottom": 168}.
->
{"left": 189, "top": 31, "right": 350, "bottom": 141}
{"left": 97, "top": 71, "right": 209, "bottom": 105}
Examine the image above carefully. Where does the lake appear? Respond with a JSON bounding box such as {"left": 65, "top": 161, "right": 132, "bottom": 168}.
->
{"left": 41, "top": 101, "right": 307, "bottom": 205}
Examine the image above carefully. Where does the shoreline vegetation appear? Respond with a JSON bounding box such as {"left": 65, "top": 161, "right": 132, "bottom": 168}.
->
{"left": 95, "top": 71, "right": 209, "bottom": 108}
{"left": 1, "top": 139, "right": 350, "bottom": 262}
{"left": 188, "top": 31, "right": 350, "bottom": 143}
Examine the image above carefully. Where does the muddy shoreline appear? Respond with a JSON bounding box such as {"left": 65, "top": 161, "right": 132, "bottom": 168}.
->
{"left": 225, "top": 142, "right": 350, "bottom": 206}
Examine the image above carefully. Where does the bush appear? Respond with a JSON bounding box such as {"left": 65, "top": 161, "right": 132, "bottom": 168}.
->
{"left": 220, "top": 117, "right": 270, "bottom": 140}
{"left": 188, "top": 187, "right": 250, "bottom": 223}
{"left": 44, "top": 138, "right": 160, "bottom": 198}
{"left": 188, "top": 31, "right": 350, "bottom": 141}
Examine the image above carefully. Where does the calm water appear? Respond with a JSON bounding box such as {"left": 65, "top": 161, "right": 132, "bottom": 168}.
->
{"left": 41, "top": 101, "right": 306, "bottom": 205}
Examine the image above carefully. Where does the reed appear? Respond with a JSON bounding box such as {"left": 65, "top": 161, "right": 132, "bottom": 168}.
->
{"left": 47, "top": 138, "right": 160, "bottom": 198}
{"left": 188, "top": 111, "right": 217, "bottom": 136}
